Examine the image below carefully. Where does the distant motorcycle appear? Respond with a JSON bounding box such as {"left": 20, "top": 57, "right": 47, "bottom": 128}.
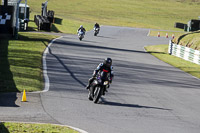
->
{"left": 94, "top": 27, "right": 100, "bottom": 36}
{"left": 78, "top": 30, "right": 85, "bottom": 41}
{"left": 88, "top": 70, "right": 110, "bottom": 103}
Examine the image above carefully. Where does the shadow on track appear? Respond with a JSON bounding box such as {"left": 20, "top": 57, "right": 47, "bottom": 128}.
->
{"left": 56, "top": 40, "right": 147, "bottom": 54}
{"left": 0, "top": 93, "right": 19, "bottom": 107}
{"left": 100, "top": 98, "right": 171, "bottom": 111}
{"left": 46, "top": 44, "right": 86, "bottom": 88}
{"left": 113, "top": 59, "right": 200, "bottom": 89}
{"left": 96, "top": 35, "right": 115, "bottom": 39}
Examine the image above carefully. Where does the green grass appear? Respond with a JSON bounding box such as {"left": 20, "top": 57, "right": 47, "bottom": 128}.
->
{"left": 0, "top": 33, "right": 57, "bottom": 92}
{"left": 26, "top": 0, "right": 200, "bottom": 33}
{"left": 145, "top": 44, "right": 200, "bottom": 79}
{"left": 0, "top": 122, "right": 78, "bottom": 133}
{"left": 172, "top": 30, "right": 200, "bottom": 50}
{"left": 28, "top": 16, "right": 93, "bottom": 34}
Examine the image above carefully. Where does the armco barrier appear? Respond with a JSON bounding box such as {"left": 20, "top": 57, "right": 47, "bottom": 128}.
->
{"left": 168, "top": 40, "right": 200, "bottom": 65}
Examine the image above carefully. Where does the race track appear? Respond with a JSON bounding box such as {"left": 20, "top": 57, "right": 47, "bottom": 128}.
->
{"left": 42, "top": 26, "right": 200, "bottom": 133}
{"left": 1, "top": 26, "right": 200, "bottom": 133}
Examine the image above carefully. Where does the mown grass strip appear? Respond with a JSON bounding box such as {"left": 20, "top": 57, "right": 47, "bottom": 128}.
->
{"left": 0, "top": 33, "right": 58, "bottom": 92}
{"left": 0, "top": 122, "right": 78, "bottom": 133}
{"left": 145, "top": 44, "right": 200, "bottom": 79}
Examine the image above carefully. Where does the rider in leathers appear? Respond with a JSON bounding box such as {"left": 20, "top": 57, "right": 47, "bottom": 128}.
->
{"left": 94, "top": 23, "right": 100, "bottom": 29}
{"left": 86, "top": 58, "right": 114, "bottom": 94}
{"left": 77, "top": 25, "right": 86, "bottom": 35}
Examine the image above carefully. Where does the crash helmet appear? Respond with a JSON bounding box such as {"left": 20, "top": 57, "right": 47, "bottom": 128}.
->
{"left": 103, "top": 58, "right": 112, "bottom": 67}
{"left": 80, "top": 25, "right": 83, "bottom": 28}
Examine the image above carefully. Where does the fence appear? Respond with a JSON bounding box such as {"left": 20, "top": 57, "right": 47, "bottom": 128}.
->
{"left": 168, "top": 40, "right": 200, "bottom": 65}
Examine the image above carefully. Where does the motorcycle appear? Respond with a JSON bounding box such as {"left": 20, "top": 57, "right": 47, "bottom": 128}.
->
{"left": 94, "top": 27, "right": 100, "bottom": 36}
{"left": 78, "top": 30, "right": 85, "bottom": 41}
{"left": 88, "top": 70, "right": 110, "bottom": 103}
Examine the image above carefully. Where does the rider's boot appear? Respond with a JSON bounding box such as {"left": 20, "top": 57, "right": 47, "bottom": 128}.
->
{"left": 86, "top": 85, "right": 90, "bottom": 90}
{"left": 88, "top": 92, "right": 93, "bottom": 101}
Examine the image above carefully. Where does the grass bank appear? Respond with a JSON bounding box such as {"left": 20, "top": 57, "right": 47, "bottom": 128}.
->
{"left": 27, "top": 0, "right": 200, "bottom": 33}
{"left": 145, "top": 44, "right": 200, "bottom": 79}
{"left": 172, "top": 30, "right": 200, "bottom": 50}
{"left": 0, "top": 33, "right": 57, "bottom": 92}
{"left": 0, "top": 122, "right": 78, "bottom": 133}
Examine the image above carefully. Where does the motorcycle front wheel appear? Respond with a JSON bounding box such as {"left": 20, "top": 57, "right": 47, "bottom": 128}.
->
{"left": 93, "top": 86, "right": 102, "bottom": 103}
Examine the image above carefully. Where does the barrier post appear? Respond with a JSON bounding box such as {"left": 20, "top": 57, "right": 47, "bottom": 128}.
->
{"left": 168, "top": 40, "right": 173, "bottom": 55}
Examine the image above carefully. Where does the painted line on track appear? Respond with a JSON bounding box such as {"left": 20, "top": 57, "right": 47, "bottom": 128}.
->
{"left": 42, "top": 36, "right": 63, "bottom": 92}
{"left": 147, "top": 29, "right": 150, "bottom": 36}
{"left": 31, "top": 36, "right": 63, "bottom": 93}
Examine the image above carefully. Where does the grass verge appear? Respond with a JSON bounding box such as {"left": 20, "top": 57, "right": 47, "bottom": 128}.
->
{"left": 0, "top": 122, "right": 78, "bottom": 133}
{"left": 145, "top": 44, "right": 200, "bottom": 79}
{"left": 0, "top": 33, "right": 58, "bottom": 92}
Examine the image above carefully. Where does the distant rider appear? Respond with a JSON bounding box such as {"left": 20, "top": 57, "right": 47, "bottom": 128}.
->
{"left": 94, "top": 23, "right": 100, "bottom": 29}
{"left": 86, "top": 58, "right": 114, "bottom": 94}
{"left": 77, "top": 25, "right": 86, "bottom": 35}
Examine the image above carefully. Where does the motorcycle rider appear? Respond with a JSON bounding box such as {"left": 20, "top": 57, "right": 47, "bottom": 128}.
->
{"left": 94, "top": 23, "right": 100, "bottom": 29}
{"left": 77, "top": 25, "right": 86, "bottom": 35}
{"left": 86, "top": 58, "right": 114, "bottom": 94}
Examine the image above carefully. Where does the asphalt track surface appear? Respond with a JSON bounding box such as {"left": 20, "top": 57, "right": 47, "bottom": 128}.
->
{"left": 1, "top": 26, "right": 200, "bottom": 133}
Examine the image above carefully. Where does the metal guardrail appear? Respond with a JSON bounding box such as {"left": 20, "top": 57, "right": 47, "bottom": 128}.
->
{"left": 168, "top": 40, "right": 200, "bottom": 65}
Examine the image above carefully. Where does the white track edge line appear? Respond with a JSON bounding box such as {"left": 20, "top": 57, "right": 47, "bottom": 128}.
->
{"left": 147, "top": 29, "right": 150, "bottom": 36}
{"left": 41, "top": 36, "right": 63, "bottom": 93}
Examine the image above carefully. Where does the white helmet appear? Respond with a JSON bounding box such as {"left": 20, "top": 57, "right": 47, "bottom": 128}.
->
{"left": 80, "top": 25, "right": 83, "bottom": 28}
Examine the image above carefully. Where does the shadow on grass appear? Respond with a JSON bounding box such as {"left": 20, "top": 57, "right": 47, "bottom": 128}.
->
{"left": 0, "top": 37, "right": 19, "bottom": 107}
{"left": 54, "top": 17, "right": 63, "bottom": 25}
{"left": 51, "top": 17, "right": 62, "bottom": 33}
{"left": 0, "top": 122, "right": 9, "bottom": 133}
{"left": 51, "top": 24, "right": 62, "bottom": 33}
{"left": 22, "top": 19, "right": 62, "bottom": 33}
{"left": 17, "top": 33, "right": 52, "bottom": 42}
{"left": 26, "top": 23, "right": 61, "bottom": 33}
{"left": 27, "top": 26, "right": 38, "bottom": 31}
